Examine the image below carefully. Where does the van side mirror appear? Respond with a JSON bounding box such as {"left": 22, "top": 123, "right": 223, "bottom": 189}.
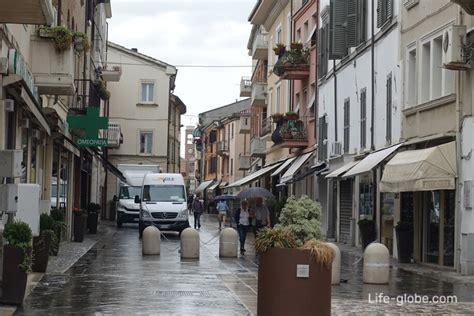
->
{"left": 134, "top": 195, "right": 141, "bottom": 204}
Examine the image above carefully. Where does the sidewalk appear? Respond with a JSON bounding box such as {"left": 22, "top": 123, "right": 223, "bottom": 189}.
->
{"left": 336, "top": 242, "right": 474, "bottom": 285}
{"left": 0, "top": 222, "right": 114, "bottom": 315}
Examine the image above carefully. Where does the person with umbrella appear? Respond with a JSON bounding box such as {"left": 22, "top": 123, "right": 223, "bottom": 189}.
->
{"left": 234, "top": 199, "right": 252, "bottom": 254}
{"left": 192, "top": 196, "right": 204, "bottom": 229}
{"left": 253, "top": 197, "right": 271, "bottom": 237}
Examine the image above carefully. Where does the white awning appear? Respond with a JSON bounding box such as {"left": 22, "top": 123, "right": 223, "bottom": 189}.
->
{"left": 325, "top": 160, "right": 359, "bottom": 179}
{"left": 343, "top": 143, "right": 403, "bottom": 178}
{"left": 271, "top": 157, "right": 296, "bottom": 177}
{"left": 194, "top": 180, "right": 214, "bottom": 194}
{"left": 281, "top": 152, "right": 313, "bottom": 183}
{"left": 380, "top": 142, "right": 456, "bottom": 192}
{"left": 208, "top": 180, "right": 221, "bottom": 191}
{"left": 227, "top": 162, "right": 282, "bottom": 188}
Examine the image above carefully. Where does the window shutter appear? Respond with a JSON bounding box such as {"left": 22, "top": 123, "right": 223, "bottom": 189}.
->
{"left": 386, "top": 74, "right": 392, "bottom": 144}
{"left": 376, "top": 0, "right": 384, "bottom": 28}
{"left": 318, "top": 28, "right": 324, "bottom": 78}
{"left": 346, "top": 0, "right": 358, "bottom": 48}
{"left": 386, "top": 0, "right": 393, "bottom": 21}
{"left": 357, "top": 0, "right": 367, "bottom": 43}
{"left": 330, "top": 0, "right": 348, "bottom": 59}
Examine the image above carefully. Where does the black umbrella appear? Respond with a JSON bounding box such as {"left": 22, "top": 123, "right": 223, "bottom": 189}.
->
{"left": 214, "top": 194, "right": 237, "bottom": 201}
{"left": 236, "top": 187, "right": 274, "bottom": 200}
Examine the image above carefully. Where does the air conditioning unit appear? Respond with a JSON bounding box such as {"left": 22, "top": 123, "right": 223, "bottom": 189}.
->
{"left": 331, "top": 141, "right": 342, "bottom": 156}
{"left": 4, "top": 99, "right": 14, "bottom": 112}
{"left": 442, "top": 25, "right": 468, "bottom": 70}
{"left": 20, "top": 118, "right": 30, "bottom": 128}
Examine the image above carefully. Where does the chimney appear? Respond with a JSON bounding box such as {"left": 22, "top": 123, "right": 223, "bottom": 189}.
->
{"left": 131, "top": 48, "right": 138, "bottom": 52}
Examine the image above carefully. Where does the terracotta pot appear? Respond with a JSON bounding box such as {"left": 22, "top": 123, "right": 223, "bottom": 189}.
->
{"left": 1, "top": 245, "right": 31, "bottom": 305}
{"left": 257, "top": 248, "right": 331, "bottom": 316}
{"left": 32, "top": 232, "right": 52, "bottom": 272}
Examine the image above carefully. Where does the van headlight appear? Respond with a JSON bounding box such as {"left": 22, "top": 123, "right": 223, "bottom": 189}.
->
{"left": 178, "top": 209, "right": 188, "bottom": 219}
{"left": 141, "top": 209, "right": 152, "bottom": 219}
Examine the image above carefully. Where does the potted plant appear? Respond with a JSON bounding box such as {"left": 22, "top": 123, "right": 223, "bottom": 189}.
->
{"left": 255, "top": 196, "right": 333, "bottom": 316}
{"left": 50, "top": 208, "right": 65, "bottom": 256}
{"left": 72, "top": 32, "right": 90, "bottom": 52}
{"left": 1, "top": 221, "right": 33, "bottom": 305}
{"left": 73, "top": 208, "right": 88, "bottom": 242}
{"left": 358, "top": 218, "right": 376, "bottom": 250}
{"left": 87, "top": 202, "right": 101, "bottom": 234}
{"left": 38, "top": 26, "right": 73, "bottom": 51}
{"left": 284, "top": 111, "right": 299, "bottom": 121}
{"left": 271, "top": 113, "right": 284, "bottom": 124}
{"left": 32, "top": 214, "right": 55, "bottom": 272}
{"left": 290, "top": 41, "right": 304, "bottom": 50}
{"left": 395, "top": 221, "right": 413, "bottom": 263}
{"left": 272, "top": 43, "right": 286, "bottom": 56}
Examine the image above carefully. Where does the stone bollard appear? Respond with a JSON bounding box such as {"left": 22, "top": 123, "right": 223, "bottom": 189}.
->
{"left": 363, "top": 242, "right": 390, "bottom": 284}
{"left": 180, "top": 228, "right": 199, "bottom": 259}
{"left": 142, "top": 226, "right": 161, "bottom": 255}
{"left": 219, "top": 228, "right": 238, "bottom": 258}
{"left": 326, "top": 242, "right": 341, "bottom": 285}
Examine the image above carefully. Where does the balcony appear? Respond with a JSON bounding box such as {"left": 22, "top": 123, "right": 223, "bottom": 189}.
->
{"left": 107, "top": 122, "right": 122, "bottom": 148}
{"left": 217, "top": 140, "right": 229, "bottom": 155}
{"left": 102, "top": 66, "right": 122, "bottom": 82}
{"left": 260, "top": 116, "right": 272, "bottom": 137}
{"left": 251, "top": 33, "right": 268, "bottom": 60}
{"left": 250, "top": 137, "right": 266, "bottom": 157}
{"left": 239, "top": 115, "right": 251, "bottom": 134}
{"left": 240, "top": 77, "right": 251, "bottom": 97}
{"left": 271, "top": 118, "right": 308, "bottom": 148}
{"left": 276, "top": 64, "right": 310, "bottom": 80}
{"left": 273, "top": 44, "right": 310, "bottom": 80}
{"left": 31, "top": 35, "right": 75, "bottom": 95}
{"left": 238, "top": 154, "right": 251, "bottom": 170}
{"left": 0, "top": 0, "right": 54, "bottom": 25}
{"left": 251, "top": 82, "right": 266, "bottom": 107}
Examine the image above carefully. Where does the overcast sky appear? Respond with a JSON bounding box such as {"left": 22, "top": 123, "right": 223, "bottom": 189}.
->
{"left": 108, "top": 0, "right": 255, "bottom": 156}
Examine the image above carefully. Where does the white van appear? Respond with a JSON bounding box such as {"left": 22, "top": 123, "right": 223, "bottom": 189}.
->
{"left": 135, "top": 173, "right": 189, "bottom": 237}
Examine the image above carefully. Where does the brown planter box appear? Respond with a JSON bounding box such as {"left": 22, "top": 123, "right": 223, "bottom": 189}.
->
{"left": 258, "top": 248, "right": 331, "bottom": 316}
{"left": 1, "top": 245, "right": 31, "bottom": 305}
{"left": 32, "top": 232, "right": 52, "bottom": 272}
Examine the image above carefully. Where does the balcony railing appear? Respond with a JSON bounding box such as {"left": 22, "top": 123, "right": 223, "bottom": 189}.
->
{"left": 217, "top": 140, "right": 229, "bottom": 154}
{"left": 240, "top": 77, "right": 252, "bottom": 97}
{"left": 251, "top": 81, "right": 266, "bottom": 107}
{"left": 252, "top": 33, "right": 268, "bottom": 60}
{"left": 239, "top": 115, "right": 251, "bottom": 134}
{"left": 238, "top": 154, "right": 251, "bottom": 170}
{"left": 0, "top": 0, "right": 55, "bottom": 25}
{"left": 107, "top": 122, "right": 122, "bottom": 148}
{"left": 271, "top": 116, "right": 308, "bottom": 148}
{"left": 31, "top": 35, "right": 75, "bottom": 95}
{"left": 260, "top": 116, "right": 272, "bottom": 137}
{"left": 250, "top": 137, "right": 266, "bottom": 157}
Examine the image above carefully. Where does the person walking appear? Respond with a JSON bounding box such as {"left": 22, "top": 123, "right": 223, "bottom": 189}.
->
{"left": 216, "top": 200, "right": 229, "bottom": 230}
{"left": 192, "top": 197, "right": 204, "bottom": 229}
{"left": 254, "top": 197, "right": 271, "bottom": 238}
{"left": 234, "top": 200, "right": 251, "bottom": 254}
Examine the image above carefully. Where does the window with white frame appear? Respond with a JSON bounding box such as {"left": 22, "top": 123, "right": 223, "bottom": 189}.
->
{"left": 343, "top": 98, "right": 350, "bottom": 154}
{"left": 303, "top": 21, "right": 309, "bottom": 43}
{"left": 139, "top": 131, "right": 153, "bottom": 154}
{"left": 276, "top": 26, "right": 282, "bottom": 44}
{"left": 406, "top": 47, "right": 417, "bottom": 107}
{"left": 141, "top": 81, "right": 154, "bottom": 102}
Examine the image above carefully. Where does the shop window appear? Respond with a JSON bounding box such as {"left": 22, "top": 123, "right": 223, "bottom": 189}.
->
{"left": 359, "top": 181, "right": 374, "bottom": 216}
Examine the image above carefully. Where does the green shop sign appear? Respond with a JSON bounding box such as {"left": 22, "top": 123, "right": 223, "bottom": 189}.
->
{"left": 67, "top": 107, "right": 109, "bottom": 147}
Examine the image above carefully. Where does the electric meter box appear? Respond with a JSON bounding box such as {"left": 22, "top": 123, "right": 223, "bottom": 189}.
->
{"left": 0, "top": 184, "right": 18, "bottom": 213}
{"left": 15, "top": 184, "right": 41, "bottom": 236}
{"left": 0, "top": 150, "right": 23, "bottom": 178}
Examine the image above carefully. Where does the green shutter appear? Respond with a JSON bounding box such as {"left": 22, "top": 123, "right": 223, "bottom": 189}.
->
{"left": 330, "top": 0, "right": 348, "bottom": 59}
{"left": 346, "top": 0, "right": 358, "bottom": 48}
{"left": 386, "top": 0, "right": 393, "bottom": 21}
{"left": 357, "top": 0, "right": 367, "bottom": 43}
{"left": 377, "top": 0, "right": 384, "bottom": 28}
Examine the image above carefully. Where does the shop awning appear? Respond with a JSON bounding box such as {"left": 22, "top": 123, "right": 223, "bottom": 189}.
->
{"left": 281, "top": 152, "right": 314, "bottom": 184}
{"left": 271, "top": 157, "right": 296, "bottom": 177}
{"left": 219, "top": 182, "right": 228, "bottom": 188}
{"left": 325, "top": 161, "right": 360, "bottom": 179}
{"left": 195, "top": 180, "right": 214, "bottom": 194}
{"left": 226, "top": 162, "right": 283, "bottom": 188}
{"left": 92, "top": 150, "right": 126, "bottom": 183}
{"left": 343, "top": 143, "right": 403, "bottom": 178}
{"left": 287, "top": 162, "right": 327, "bottom": 184}
{"left": 380, "top": 142, "right": 456, "bottom": 192}
{"left": 208, "top": 180, "right": 221, "bottom": 191}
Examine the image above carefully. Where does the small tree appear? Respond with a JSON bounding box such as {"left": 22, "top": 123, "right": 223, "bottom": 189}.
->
{"left": 278, "top": 195, "right": 322, "bottom": 245}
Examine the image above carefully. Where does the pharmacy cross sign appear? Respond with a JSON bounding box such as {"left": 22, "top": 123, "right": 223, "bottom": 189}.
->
{"left": 67, "top": 107, "right": 109, "bottom": 147}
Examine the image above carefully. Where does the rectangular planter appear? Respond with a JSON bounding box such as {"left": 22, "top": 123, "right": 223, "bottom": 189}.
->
{"left": 258, "top": 248, "right": 331, "bottom": 316}
{"left": 1, "top": 245, "right": 30, "bottom": 305}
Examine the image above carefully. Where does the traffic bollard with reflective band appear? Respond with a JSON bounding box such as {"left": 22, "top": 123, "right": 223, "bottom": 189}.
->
{"left": 363, "top": 242, "right": 390, "bottom": 284}
{"left": 142, "top": 226, "right": 161, "bottom": 255}
{"left": 180, "top": 228, "right": 199, "bottom": 259}
{"left": 219, "top": 228, "right": 238, "bottom": 258}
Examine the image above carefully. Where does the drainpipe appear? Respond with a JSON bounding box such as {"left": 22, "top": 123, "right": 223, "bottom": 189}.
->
{"left": 333, "top": 60, "right": 338, "bottom": 141}
{"left": 370, "top": 0, "right": 375, "bottom": 151}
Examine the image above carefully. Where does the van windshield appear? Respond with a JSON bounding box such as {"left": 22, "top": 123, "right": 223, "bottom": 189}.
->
{"left": 142, "top": 185, "right": 185, "bottom": 202}
{"left": 119, "top": 186, "right": 142, "bottom": 199}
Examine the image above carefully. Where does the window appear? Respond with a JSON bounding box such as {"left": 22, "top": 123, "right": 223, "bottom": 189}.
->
{"left": 343, "top": 98, "right": 350, "bottom": 153}
{"left": 287, "top": 14, "right": 291, "bottom": 45}
{"left": 407, "top": 48, "right": 417, "bottom": 107}
{"left": 139, "top": 131, "right": 153, "bottom": 154}
{"left": 303, "top": 21, "right": 309, "bottom": 42}
{"left": 360, "top": 88, "right": 367, "bottom": 148}
{"left": 231, "top": 123, "right": 234, "bottom": 139}
{"left": 276, "top": 85, "right": 281, "bottom": 113}
{"left": 143, "top": 185, "right": 185, "bottom": 202}
{"left": 141, "top": 82, "right": 154, "bottom": 102}
{"left": 210, "top": 157, "right": 217, "bottom": 173}
{"left": 318, "top": 116, "right": 328, "bottom": 161}
{"left": 318, "top": 10, "right": 330, "bottom": 77}
{"left": 276, "top": 26, "right": 282, "bottom": 44}
{"left": 386, "top": 74, "right": 392, "bottom": 145}
{"left": 296, "top": 28, "right": 301, "bottom": 42}
{"left": 421, "top": 41, "right": 430, "bottom": 103}
{"left": 230, "top": 158, "right": 234, "bottom": 176}
{"left": 377, "top": 0, "right": 393, "bottom": 28}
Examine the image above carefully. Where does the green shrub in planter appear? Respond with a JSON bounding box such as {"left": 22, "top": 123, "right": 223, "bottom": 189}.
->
{"left": 50, "top": 209, "right": 66, "bottom": 256}
{"left": 4, "top": 221, "right": 33, "bottom": 272}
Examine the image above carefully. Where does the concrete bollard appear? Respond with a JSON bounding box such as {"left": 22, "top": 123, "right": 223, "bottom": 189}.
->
{"left": 142, "top": 226, "right": 161, "bottom": 255}
{"left": 326, "top": 242, "right": 341, "bottom": 285}
{"left": 363, "top": 242, "right": 390, "bottom": 284}
{"left": 219, "top": 228, "right": 238, "bottom": 258}
{"left": 180, "top": 228, "right": 200, "bottom": 259}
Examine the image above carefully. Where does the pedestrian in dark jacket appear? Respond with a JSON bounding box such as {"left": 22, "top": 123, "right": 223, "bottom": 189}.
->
{"left": 192, "top": 198, "right": 204, "bottom": 229}
{"left": 234, "top": 200, "right": 251, "bottom": 254}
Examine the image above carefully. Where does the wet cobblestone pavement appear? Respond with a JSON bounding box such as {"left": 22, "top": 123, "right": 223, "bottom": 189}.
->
{"left": 14, "top": 215, "right": 474, "bottom": 315}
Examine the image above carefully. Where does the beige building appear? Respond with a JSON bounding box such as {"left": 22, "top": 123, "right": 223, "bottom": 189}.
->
{"left": 105, "top": 43, "right": 186, "bottom": 207}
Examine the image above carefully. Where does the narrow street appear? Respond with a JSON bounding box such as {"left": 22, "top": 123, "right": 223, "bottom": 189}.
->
{"left": 12, "top": 215, "right": 474, "bottom": 315}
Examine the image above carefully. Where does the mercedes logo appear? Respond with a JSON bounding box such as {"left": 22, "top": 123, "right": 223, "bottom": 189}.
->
{"left": 163, "top": 212, "right": 167, "bottom": 218}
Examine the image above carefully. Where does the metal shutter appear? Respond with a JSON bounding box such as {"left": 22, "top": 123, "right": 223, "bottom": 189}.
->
{"left": 339, "top": 180, "right": 353, "bottom": 244}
